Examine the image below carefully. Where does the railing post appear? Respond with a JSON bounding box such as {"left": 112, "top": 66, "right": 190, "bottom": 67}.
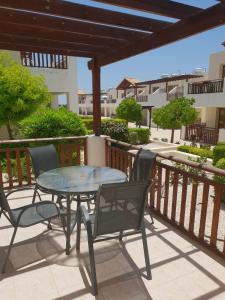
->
{"left": 87, "top": 135, "right": 106, "bottom": 167}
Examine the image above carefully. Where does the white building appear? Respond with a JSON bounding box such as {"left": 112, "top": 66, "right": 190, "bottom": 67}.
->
{"left": 78, "top": 78, "right": 140, "bottom": 117}
{"left": 0, "top": 50, "right": 78, "bottom": 139}
{"left": 185, "top": 51, "right": 225, "bottom": 129}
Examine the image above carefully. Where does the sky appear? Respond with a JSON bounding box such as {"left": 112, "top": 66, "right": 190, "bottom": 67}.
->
{"left": 73, "top": 0, "right": 225, "bottom": 92}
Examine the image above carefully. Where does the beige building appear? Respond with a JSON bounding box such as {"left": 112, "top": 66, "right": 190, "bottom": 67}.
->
{"left": 78, "top": 78, "right": 140, "bottom": 117}
{"left": 0, "top": 50, "right": 78, "bottom": 139}
{"left": 186, "top": 50, "right": 225, "bottom": 129}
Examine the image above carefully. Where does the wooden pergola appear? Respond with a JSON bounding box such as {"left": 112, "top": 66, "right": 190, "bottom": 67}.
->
{"left": 0, "top": 0, "right": 225, "bottom": 135}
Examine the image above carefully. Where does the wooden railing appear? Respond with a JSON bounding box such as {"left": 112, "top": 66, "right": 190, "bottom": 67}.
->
{"left": 0, "top": 136, "right": 87, "bottom": 190}
{"left": 136, "top": 95, "right": 148, "bottom": 102}
{"left": 167, "top": 92, "right": 183, "bottom": 101}
{"left": 188, "top": 79, "right": 224, "bottom": 94}
{"left": 21, "top": 52, "right": 68, "bottom": 69}
{"left": 105, "top": 138, "right": 225, "bottom": 259}
{"left": 185, "top": 124, "right": 219, "bottom": 145}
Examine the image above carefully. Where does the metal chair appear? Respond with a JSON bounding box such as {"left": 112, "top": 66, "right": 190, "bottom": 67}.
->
{"left": 129, "top": 148, "right": 156, "bottom": 182}
{"left": 129, "top": 148, "right": 156, "bottom": 224}
{"left": 0, "top": 187, "right": 65, "bottom": 273}
{"left": 28, "top": 144, "right": 93, "bottom": 210}
{"left": 78, "top": 181, "right": 152, "bottom": 295}
{"left": 28, "top": 144, "right": 61, "bottom": 203}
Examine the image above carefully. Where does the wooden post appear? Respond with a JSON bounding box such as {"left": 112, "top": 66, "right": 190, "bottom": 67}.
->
{"left": 92, "top": 59, "right": 101, "bottom": 136}
{"left": 166, "top": 81, "right": 168, "bottom": 100}
{"left": 134, "top": 84, "right": 137, "bottom": 98}
{"left": 149, "top": 107, "right": 153, "bottom": 129}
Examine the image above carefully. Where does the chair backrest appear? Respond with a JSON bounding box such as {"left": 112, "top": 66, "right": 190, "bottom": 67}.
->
{"left": 129, "top": 148, "right": 156, "bottom": 183}
{"left": 0, "top": 188, "right": 15, "bottom": 223}
{"left": 93, "top": 182, "right": 149, "bottom": 238}
{"left": 28, "top": 144, "right": 60, "bottom": 178}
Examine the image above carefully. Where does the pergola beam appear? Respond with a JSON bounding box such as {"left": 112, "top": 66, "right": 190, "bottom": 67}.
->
{"left": 0, "top": 0, "right": 172, "bottom": 32}
{"left": 93, "top": 0, "right": 203, "bottom": 19}
{"left": 0, "top": 42, "right": 96, "bottom": 58}
{"left": 89, "top": 3, "right": 225, "bottom": 68}
{"left": 0, "top": 21, "right": 126, "bottom": 48}
{"left": 0, "top": 33, "right": 112, "bottom": 56}
{"left": 0, "top": 7, "right": 149, "bottom": 42}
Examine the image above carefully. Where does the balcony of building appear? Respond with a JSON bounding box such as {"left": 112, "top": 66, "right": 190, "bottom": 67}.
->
{"left": 1, "top": 136, "right": 225, "bottom": 299}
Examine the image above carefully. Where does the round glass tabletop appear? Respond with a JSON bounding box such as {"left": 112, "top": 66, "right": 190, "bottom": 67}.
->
{"left": 37, "top": 165, "right": 127, "bottom": 194}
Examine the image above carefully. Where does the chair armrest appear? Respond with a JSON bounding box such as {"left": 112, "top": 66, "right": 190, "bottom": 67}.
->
{"left": 80, "top": 205, "right": 91, "bottom": 226}
{"left": 15, "top": 201, "right": 60, "bottom": 226}
{"left": 5, "top": 187, "right": 34, "bottom": 199}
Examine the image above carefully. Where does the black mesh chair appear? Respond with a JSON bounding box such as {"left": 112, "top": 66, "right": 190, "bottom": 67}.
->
{"left": 78, "top": 181, "right": 152, "bottom": 295}
{"left": 28, "top": 144, "right": 93, "bottom": 209}
{"left": 28, "top": 144, "right": 61, "bottom": 203}
{"left": 129, "top": 148, "right": 156, "bottom": 224}
{"left": 129, "top": 148, "right": 156, "bottom": 182}
{"left": 0, "top": 187, "right": 65, "bottom": 273}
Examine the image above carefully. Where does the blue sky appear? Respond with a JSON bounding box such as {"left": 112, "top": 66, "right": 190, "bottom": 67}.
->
{"left": 74, "top": 1, "right": 225, "bottom": 92}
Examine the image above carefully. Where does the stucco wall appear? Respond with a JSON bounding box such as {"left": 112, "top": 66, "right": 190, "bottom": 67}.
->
{"left": 208, "top": 51, "right": 225, "bottom": 80}
{"left": 2, "top": 51, "right": 78, "bottom": 113}
{"left": 148, "top": 93, "right": 167, "bottom": 107}
{"left": 199, "top": 107, "right": 218, "bottom": 128}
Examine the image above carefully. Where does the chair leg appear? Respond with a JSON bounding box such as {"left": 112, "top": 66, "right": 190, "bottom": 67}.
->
{"left": 57, "top": 195, "right": 63, "bottom": 209}
{"left": 2, "top": 227, "right": 18, "bottom": 274}
{"left": 47, "top": 219, "right": 52, "bottom": 230}
{"left": 118, "top": 230, "right": 123, "bottom": 241}
{"left": 32, "top": 186, "right": 38, "bottom": 203}
{"left": 87, "top": 201, "right": 91, "bottom": 213}
{"left": 87, "top": 227, "right": 98, "bottom": 295}
{"left": 0, "top": 208, "right": 3, "bottom": 219}
{"left": 76, "top": 201, "right": 81, "bottom": 251}
{"left": 141, "top": 225, "right": 152, "bottom": 280}
{"left": 146, "top": 204, "right": 154, "bottom": 225}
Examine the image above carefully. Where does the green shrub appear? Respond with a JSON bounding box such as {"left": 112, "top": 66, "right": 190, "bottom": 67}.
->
{"left": 101, "top": 119, "right": 129, "bottom": 142}
{"left": 177, "top": 145, "right": 213, "bottom": 159}
{"left": 82, "top": 118, "right": 93, "bottom": 130}
{"left": 87, "top": 129, "right": 94, "bottom": 135}
{"left": 214, "top": 158, "right": 225, "bottom": 184}
{"left": 79, "top": 115, "right": 92, "bottom": 119}
{"left": 213, "top": 144, "right": 225, "bottom": 165}
{"left": 20, "top": 108, "right": 87, "bottom": 138}
{"left": 128, "top": 128, "right": 150, "bottom": 144}
{"left": 213, "top": 158, "right": 225, "bottom": 203}
{"left": 129, "top": 131, "right": 139, "bottom": 145}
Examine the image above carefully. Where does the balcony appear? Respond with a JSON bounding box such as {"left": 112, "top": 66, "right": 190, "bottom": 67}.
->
{"left": 188, "top": 79, "right": 224, "bottom": 94}
{"left": 20, "top": 52, "right": 68, "bottom": 69}
{"left": 185, "top": 124, "right": 219, "bottom": 145}
{"left": 1, "top": 136, "right": 225, "bottom": 299}
{"left": 136, "top": 95, "right": 148, "bottom": 103}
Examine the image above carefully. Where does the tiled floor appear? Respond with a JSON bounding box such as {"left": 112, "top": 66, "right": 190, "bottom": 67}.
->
{"left": 1, "top": 190, "right": 225, "bottom": 300}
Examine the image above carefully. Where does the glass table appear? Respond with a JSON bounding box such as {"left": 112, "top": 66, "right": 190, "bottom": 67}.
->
{"left": 37, "top": 165, "right": 127, "bottom": 254}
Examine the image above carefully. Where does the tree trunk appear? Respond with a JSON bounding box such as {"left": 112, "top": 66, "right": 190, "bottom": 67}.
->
{"left": 170, "top": 129, "right": 175, "bottom": 143}
{"left": 6, "top": 120, "right": 13, "bottom": 140}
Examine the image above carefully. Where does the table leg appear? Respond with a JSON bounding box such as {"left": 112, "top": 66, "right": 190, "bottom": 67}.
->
{"left": 66, "top": 194, "right": 71, "bottom": 255}
{"left": 76, "top": 197, "right": 81, "bottom": 250}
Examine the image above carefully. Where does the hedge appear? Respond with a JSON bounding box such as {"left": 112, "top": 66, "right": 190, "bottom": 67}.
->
{"left": 101, "top": 118, "right": 129, "bottom": 142}
{"left": 213, "top": 143, "right": 225, "bottom": 165}
{"left": 128, "top": 128, "right": 150, "bottom": 144}
{"left": 214, "top": 159, "right": 225, "bottom": 202}
{"left": 20, "top": 108, "right": 87, "bottom": 138}
{"left": 177, "top": 145, "right": 213, "bottom": 159}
